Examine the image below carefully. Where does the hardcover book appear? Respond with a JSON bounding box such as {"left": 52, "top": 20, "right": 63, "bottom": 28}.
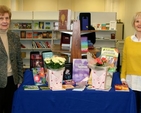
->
{"left": 58, "top": 9, "right": 71, "bottom": 30}
{"left": 32, "top": 67, "right": 46, "bottom": 85}
{"left": 72, "top": 59, "right": 90, "bottom": 83}
{"left": 60, "top": 33, "right": 72, "bottom": 50}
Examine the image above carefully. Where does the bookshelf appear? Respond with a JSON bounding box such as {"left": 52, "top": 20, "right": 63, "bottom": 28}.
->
{"left": 10, "top": 11, "right": 121, "bottom": 68}
{"left": 11, "top": 11, "right": 60, "bottom": 68}
{"left": 51, "top": 21, "right": 99, "bottom": 63}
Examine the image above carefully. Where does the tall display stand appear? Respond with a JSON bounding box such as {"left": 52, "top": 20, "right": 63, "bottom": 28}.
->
{"left": 71, "top": 20, "right": 81, "bottom": 62}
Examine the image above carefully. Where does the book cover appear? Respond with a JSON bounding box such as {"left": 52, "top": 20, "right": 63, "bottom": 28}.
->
{"left": 39, "top": 86, "right": 50, "bottom": 90}
{"left": 79, "top": 13, "right": 91, "bottom": 30}
{"left": 23, "top": 85, "right": 39, "bottom": 90}
{"left": 62, "top": 84, "right": 74, "bottom": 89}
{"left": 33, "top": 32, "right": 38, "bottom": 38}
{"left": 46, "top": 31, "right": 52, "bottom": 38}
{"left": 63, "top": 63, "right": 72, "bottom": 81}
{"left": 109, "top": 21, "right": 116, "bottom": 30}
{"left": 60, "top": 33, "right": 72, "bottom": 50}
{"left": 39, "top": 22, "right": 44, "bottom": 29}
{"left": 100, "top": 47, "right": 119, "bottom": 72}
{"left": 81, "top": 36, "right": 88, "bottom": 52}
{"left": 45, "top": 22, "right": 51, "bottom": 29}
{"left": 32, "top": 67, "right": 46, "bottom": 85}
{"left": 30, "top": 53, "right": 43, "bottom": 69}
{"left": 13, "top": 22, "right": 19, "bottom": 29}
{"left": 26, "top": 32, "right": 32, "bottom": 38}
{"left": 20, "top": 31, "right": 26, "bottom": 38}
{"left": 58, "top": 9, "right": 71, "bottom": 30}
{"left": 115, "top": 84, "right": 129, "bottom": 91}
{"left": 34, "top": 22, "right": 39, "bottom": 29}
{"left": 72, "top": 59, "right": 90, "bottom": 83}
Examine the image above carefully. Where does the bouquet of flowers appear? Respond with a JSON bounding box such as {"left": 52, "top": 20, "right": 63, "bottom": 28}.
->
{"left": 87, "top": 52, "right": 108, "bottom": 68}
{"left": 95, "top": 57, "right": 107, "bottom": 66}
{"left": 44, "top": 55, "right": 66, "bottom": 70}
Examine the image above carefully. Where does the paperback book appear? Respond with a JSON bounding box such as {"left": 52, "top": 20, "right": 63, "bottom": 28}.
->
{"left": 63, "top": 63, "right": 72, "bottom": 81}
{"left": 100, "top": 47, "right": 119, "bottom": 72}
{"left": 32, "top": 67, "right": 46, "bottom": 85}
{"left": 115, "top": 84, "right": 129, "bottom": 92}
{"left": 23, "top": 85, "right": 39, "bottom": 90}
{"left": 39, "top": 86, "right": 50, "bottom": 90}
{"left": 45, "top": 22, "right": 51, "bottom": 29}
{"left": 72, "top": 59, "right": 90, "bottom": 83}
{"left": 30, "top": 53, "right": 43, "bottom": 69}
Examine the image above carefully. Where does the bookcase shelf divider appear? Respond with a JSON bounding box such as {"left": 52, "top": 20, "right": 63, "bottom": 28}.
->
{"left": 70, "top": 20, "right": 81, "bottom": 62}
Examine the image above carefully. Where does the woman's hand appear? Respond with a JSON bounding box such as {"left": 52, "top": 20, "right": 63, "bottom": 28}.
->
{"left": 121, "top": 80, "right": 128, "bottom": 85}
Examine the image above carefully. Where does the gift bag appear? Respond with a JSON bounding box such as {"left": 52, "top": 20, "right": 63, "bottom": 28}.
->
{"left": 91, "top": 66, "right": 109, "bottom": 90}
{"left": 47, "top": 68, "right": 64, "bottom": 90}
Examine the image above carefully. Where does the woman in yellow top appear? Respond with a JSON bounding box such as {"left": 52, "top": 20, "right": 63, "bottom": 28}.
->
{"left": 121, "top": 12, "right": 141, "bottom": 113}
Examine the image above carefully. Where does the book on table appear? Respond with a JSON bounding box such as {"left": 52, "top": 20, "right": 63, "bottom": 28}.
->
{"left": 114, "top": 84, "right": 129, "bottom": 92}
{"left": 32, "top": 67, "right": 46, "bottom": 85}
{"left": 23, "top": 85, "right": 39, "bottom": 90}
{"left": 72, "top": 59, "right": 90, "bottom": 84}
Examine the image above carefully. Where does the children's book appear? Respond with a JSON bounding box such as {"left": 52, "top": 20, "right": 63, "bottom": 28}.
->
{"left": 32, "top": 67, "right": 46, "bottom": 85}
{"left": 23, "top": 85, "right": 39, "bottom": 90}
{"left": 100, "top": 47, "right": 119, "bottom": 72}
{"left": 72, "top": 59, "right": 90, "bottom": 83}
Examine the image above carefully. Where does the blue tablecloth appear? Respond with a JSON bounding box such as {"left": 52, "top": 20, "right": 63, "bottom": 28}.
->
{"left": 12, "top": 70, "right": 137, "bottom": 113}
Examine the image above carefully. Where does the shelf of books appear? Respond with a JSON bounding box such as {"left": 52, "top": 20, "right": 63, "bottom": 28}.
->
{"left": 11, "top": 11, "right": 118, "bottom": 68}
{"left": 11, "top": 11, "right": 61, "bottom": 69}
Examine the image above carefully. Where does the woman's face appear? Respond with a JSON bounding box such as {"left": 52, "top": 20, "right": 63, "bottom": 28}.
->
{"left": 134, "top": 16, "right": 141, "bottom": 32}
{"left": 0, "top": 13, "right": 10, "bottom": 31}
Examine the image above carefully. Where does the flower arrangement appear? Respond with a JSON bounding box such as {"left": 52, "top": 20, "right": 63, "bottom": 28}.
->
{"left": 95, "top": 57, "right": 107, "bottom": 66}
{"left": 44, "top": 55, "right": 66, "bottom": 70}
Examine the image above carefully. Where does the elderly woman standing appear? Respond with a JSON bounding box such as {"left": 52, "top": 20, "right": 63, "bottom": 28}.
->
{"left": 0, "top": 5, "right": 23, "bottom": 113}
